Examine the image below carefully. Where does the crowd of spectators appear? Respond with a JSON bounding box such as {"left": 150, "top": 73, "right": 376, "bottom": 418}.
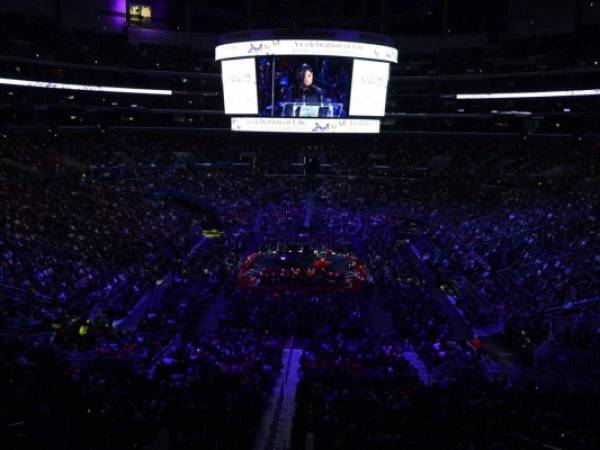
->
{"left": 3, "top": 12, "right": 600, "bottom": 77}
{"left": 0, "top": 13, "right": 215, "bottom": 72}
{"left": 1, "top": 131, "right": 599, "bottom": 449}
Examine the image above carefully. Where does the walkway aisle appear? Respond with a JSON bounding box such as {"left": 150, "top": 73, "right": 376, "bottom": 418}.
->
{"left": 113, "top": 275, "right": 172, "bottom": 331}
{"left": 408, "top": 239, "right": 524, "bottom": 379}
{"left": 367, "top": 288, "right": 395, "bottom": 337}
{"left": 303, "top": 191, "right": 313, "bottom": 229}
{"left": 240, "top": 207, "right": 265, "bottom": 262}
{"left": 197, "top": 288, "right": 226, "bottom": 332}
{"left": 351, "top": 211, "right": 367, "bottom": 260}
{"left": 402, "top": 341, "right": 432, "bottom": 386}
{"left": 407, "top": 242, "right": 473, "bottom": 340}
{"left": 253, "top": 347, "right": 304, "bottom": 450}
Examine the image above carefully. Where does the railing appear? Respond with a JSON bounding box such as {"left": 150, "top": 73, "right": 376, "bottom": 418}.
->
{"left": 0, "top": 282, "right": 52, "bottom": 300}
{"left": 264, "top": 345, "right": 295, "bottom": 450}
{"left": 516, "top": 435, "right": 563, "bottom": 450}
{"left": 0, "top": 54, "right": 219, "bottom": 78}
{"left": 484, "top": 361, "right": 600, "bottom": 392}
{"left": 544, "top": 296, "right": 600, "bottom": 318}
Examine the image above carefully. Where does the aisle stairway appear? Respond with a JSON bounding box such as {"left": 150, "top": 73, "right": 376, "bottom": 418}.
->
{"left": 351, "top": 212, "right": 367, "bottom": 259}
{"left": 304, "top": 191, "right": 313, "bottom": 229}
{"left": 198, "top": 288, "right": 226, "bottom": 332}
{"left": 367, "top": 288, "right": 395, "bottom": 337}
{"left": 403, "top": 341, "right": 432, "bottom": 385}
{"left": 113, "top": 275, "right": 172, "bottom": 330}
{"left": 254, "top": 348, "right": 304, "bottom": 450}
{"left": 407, "top": 241, "right": 472, "bottom": 340}
{"left": 240, "top": 207, "right": 265, "bottom": 262}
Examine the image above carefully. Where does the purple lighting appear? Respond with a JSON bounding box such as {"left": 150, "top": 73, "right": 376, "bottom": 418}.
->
{"left": 112, "top": 0, "right": 127, "bottom": 14}
{"left": 107, "top": 0, "right": 127, "bottom": 30}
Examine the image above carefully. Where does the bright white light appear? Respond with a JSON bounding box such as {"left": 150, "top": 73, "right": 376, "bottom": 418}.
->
{"left": 221, "top": 59, "right": 258, "bottom": 115}
{"left": 0, "top": 77, "right": 172, "bottom": 95}
{"left": 457, "top": 89, "right": 600, "bottom": 100}
{"left": 349, "top": 60, "right": 390, "bottom": 117}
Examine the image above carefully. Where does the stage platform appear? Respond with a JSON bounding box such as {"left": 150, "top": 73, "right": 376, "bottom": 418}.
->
{"left": 239, "top": 249, "right": 369, "bottom": 291}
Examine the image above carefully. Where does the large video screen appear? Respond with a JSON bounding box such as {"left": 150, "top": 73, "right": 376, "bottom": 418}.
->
{"left": 217, "top": 39, "right": 397, "bottom": 133}
{"left": 257, "top": 56, "right": 353, "bottom": 118}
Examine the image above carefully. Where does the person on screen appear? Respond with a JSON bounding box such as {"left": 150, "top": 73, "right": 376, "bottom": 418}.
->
{"left": 293, "top": 63, "right": 324, "bottom": 103}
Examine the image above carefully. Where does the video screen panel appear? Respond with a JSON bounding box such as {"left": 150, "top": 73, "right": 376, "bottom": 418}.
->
{"left": 231, "top": 117, "right": 380, "bottom": 133}
{"left": 349, "top": 59, "right": 390, "bottom": 117}
{"left": 221, "top": 58, "right": 258, "bottom": 115}
{"left": 216, "top": 40, "right": 398, "bottom": 63}
{"left": 257, "top": 56, "right": 353, "bottom": 118}
{"left": 216, "top": 39, "right": 397, "bottom": 132}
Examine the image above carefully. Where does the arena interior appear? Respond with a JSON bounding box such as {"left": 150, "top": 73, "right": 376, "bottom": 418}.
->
{"left": 1, "top": 1, "right": 599, "bottom": 449}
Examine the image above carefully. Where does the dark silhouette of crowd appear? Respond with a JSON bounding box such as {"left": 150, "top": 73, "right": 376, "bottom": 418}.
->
{"left": 1, "top": 132, "right": 599, "bottom": 450}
